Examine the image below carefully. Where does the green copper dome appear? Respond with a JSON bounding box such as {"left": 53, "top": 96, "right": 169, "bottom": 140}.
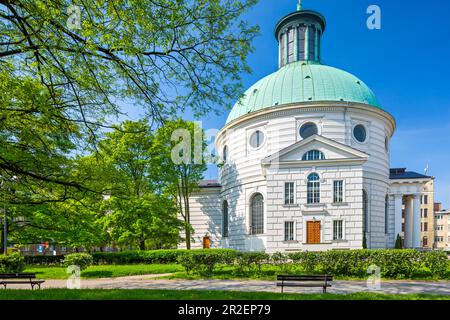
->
{"left": 226, "top": 61, "right": 381, "bottom": 124}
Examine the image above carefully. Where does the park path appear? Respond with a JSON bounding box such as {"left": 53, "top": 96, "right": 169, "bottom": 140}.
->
{"left": 9, "top": 275, "right": 450, "bottom": 295}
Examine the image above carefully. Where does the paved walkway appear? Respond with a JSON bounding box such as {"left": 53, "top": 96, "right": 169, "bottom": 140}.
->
{"left": 12, "top": 275, "right": 450, "bottom": 295}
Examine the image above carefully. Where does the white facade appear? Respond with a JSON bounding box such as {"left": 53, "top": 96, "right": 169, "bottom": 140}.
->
{"left": 182, "top": 7, "right": 432, "bottom": 252}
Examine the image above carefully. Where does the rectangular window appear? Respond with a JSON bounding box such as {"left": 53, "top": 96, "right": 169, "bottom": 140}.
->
{"left": 423, "top": 222, "right": 428, "bottom": 231}
{"left": 308, "top": 25, "right": 315, "bottom": 60}
{"left": 424, "top": 209, "right": 428, "bottom": 218}
{"left": 298, "top": 26, "right": 306, "bottom": 59}
{"left": 307, "top": 180, "right": 320, "bottom": 204}
{"left": 284, "top": 182, "right": 295, "bottom": 205}
{"left": 424, "top": 195, "right": 428, "bottom": 204}
{"left": 333, "top": 220, "right": 343, "bottom": 241}
{"left": 288, "top": 28, "right": 295, "bottom": 63}
{"left": 284, "top": 221, "right": 295, "bottom": 241}
{"left": 333, "top": 180, "right": 344, "bottom": 203}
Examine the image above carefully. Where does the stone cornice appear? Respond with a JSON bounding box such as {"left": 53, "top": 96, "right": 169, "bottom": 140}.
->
{"left": 216, "top": 102, "right": 396, "bottom": 145}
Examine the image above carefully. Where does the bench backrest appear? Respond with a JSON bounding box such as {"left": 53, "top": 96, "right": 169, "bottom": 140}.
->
{"left": 277, "top": 275, "right": 333, "bottom": 282}
{"left": 0, "top": 273, "right": 37, "bottom": 279}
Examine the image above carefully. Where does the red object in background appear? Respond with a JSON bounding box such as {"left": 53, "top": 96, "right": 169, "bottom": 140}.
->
{"left": 43, "top": 242, "right": 49, "bottom": 248}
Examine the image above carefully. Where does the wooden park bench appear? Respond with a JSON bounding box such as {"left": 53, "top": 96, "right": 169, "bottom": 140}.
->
{"left": 277, "top": 275, "right": 333, "bottom": 293}
{"left": 0, "top": 273, "right": 45, "bottom": 290}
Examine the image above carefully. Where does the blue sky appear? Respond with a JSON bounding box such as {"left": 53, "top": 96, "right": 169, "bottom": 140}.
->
{"left": 126, "top": 0, "right": 450, "bottom": 208}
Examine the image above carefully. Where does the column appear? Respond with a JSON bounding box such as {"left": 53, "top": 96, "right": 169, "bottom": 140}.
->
{"left": 294, "top": 25, "right": 298, "bottom": 61}
{"left": 412, "top": 195, "right": 422, "bottom": 248}
{"left": 404, "top": 197, "right": 413, "bottom": 248}
{"left": 394, "top": 194, "right": 403, "bottom": 241}
{"left": 304, "top": 25, "right": 309, "bottom": 60}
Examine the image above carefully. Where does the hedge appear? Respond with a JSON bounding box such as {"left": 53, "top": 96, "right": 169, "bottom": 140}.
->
{"left": 21, "top": 249, "right": 449, "bottom": 279}
{"left": 92, "top": 249, "right": 237, "bottom": 265}
{"left": 287, "top": 249, "right": 448, "bottom": 279}
{"left": 24, "top": 255, "right": 65, "bottom": 266}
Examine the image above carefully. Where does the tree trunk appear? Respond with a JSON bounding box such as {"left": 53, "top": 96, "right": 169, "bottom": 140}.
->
{"left": 185, "top": 225, "right": 191, "bottom": 250}
{"left": 139, "top": 239, "right": 145, "bottom": 250}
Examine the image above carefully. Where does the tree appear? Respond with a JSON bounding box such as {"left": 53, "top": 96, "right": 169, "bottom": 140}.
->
{"left": 395, "top": 234, "right": 402, "bottom": 249}
{"left": 101, "top": 193, "right": 180, "bottom": 250}
{"left": 153, "top": 119, "right": 208, "bottom": 249}
{"left": 91, "top": 120, "right": 182, "bottom": 250}
{"left": 0, "top": 0, "right": 258, "bottom": 188}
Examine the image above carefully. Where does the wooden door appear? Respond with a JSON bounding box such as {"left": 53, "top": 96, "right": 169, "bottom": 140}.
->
{"left": 307, "top": 221, "right": 321, "bottom": 244}
{"left": 203, "top": 236, "right": 211, "bottom": 249}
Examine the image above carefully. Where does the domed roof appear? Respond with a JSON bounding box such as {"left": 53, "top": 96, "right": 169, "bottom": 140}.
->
{"left": 226, "top": 61, "right": 381, "bottom": 124}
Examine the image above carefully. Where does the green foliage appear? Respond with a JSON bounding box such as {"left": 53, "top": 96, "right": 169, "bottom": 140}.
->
{"left": 63, "top": 253, "right": 94, "bottom": 271}
{"left": 0, "top": 252, "right": 26, "bottom": 273}
{"left": 395, "top": 234, "right": 403, "bottom": 249}
{"left": 23, "top": 255, "right": 65, "bottom": 266}
{"left": 271, "top": 252, "right": 292, "bottom": 273}
{"left": 288, "top": 250, "right": 448, "bottom": 278}
{"left": 153, "top": 119, "right": 208, "bottom": 249}
{"left": 177, "top": 250, "right": 238, "bottom": 276}
{"left": 234, "top": 252, "right": 269, "bottom": 274}
{"left": 1, "top": 0, "right": 258, "bottom": 251}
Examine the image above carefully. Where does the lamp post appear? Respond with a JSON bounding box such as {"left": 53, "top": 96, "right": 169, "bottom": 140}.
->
{"left": 1, "top": 176, "right": 17, "bottom": 255}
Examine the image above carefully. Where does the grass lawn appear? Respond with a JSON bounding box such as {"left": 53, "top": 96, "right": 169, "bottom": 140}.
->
{"left": 0, "top": 289, "right": 448, "bottom": 300}
{"left": 25, "top": 264, "right": 184, "bottom": 279}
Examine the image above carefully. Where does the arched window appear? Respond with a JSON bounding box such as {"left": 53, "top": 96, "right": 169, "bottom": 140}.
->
{"left": 302, "top": 150, "right": 325, "bottom": 161}
{"left": 250, "top": 193, "right": 264, "bottom": 235}
{"left": 307, "top": 173, "right": 320, "bottom": 204}
{"left": 385, "top": 195, "right": 389, "bottom": 234}
{"left": 363, "top": 190, "right": 368, "bottom": 233}
{"left": 223, "top": 201, "right": 229, "bottom": 238}
{"left": 223, "top": 146, "right": 228, "bottom": 163}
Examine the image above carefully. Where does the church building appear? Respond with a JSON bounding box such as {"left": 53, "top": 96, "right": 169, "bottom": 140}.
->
{"left": 186, "top": 4, "right": 433, "bottom": 252}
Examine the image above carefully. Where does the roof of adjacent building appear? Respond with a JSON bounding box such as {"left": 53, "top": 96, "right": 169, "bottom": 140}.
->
{"left": 389, "top": 168, "right": 433, "bottom": 180}
{"left": 226, "top": 61, "right": 381, "bottom": 124}
{"left": 198, "top": 180, "right": 221, "bottom": 188}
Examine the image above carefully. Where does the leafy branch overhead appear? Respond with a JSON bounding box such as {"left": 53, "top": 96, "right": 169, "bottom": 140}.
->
{"left": 0, "top": 0, "right": 259, "bottom": 126}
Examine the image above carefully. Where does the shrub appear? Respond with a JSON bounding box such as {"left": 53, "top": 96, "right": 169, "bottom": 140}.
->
{"left": 92, "top": 249, "right": 237, "bottom": 265}
{"left": 177, "top": 249, "right": 238, "bottom": 276}
{"left": 288, "top": 249, "right": 449, "bottom": 278}
{"left": 234, "top": 252, "right": 269, "bottom": 274}
{"left": 63, "top": 253, "right": 93, "bottom": 271}
{"left": 0, "top": 252, "right": 25, "bottom": 273}
{"left": 271, "top": 252, "right": 291, "bottom": 273}
{"left": 23, "top": 255, "right": 65, "bottom": 266}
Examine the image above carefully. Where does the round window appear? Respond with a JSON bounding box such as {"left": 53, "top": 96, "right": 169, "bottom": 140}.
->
{"left": 249, "top": 130, "right": 265, "bottom": 149}
{"left": 353, "top": 125, "right": 367, "bottom": 143}
{"left": 299, "top": 122, "right": 318, "bottom": 139}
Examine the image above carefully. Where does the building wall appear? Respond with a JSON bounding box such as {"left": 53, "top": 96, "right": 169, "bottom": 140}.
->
{"left": 180, "top": 187, "right": 222, "bottom": 249}
{"left": 421, "top": 180, "right": 435, "bottom": 248}
{"left": 434, "top": 211, "right": 449, "bottom": 250}
{"left": 214, "top": 103, "right": 395, "bottom": 251}
{"left": 265, "top": 165, "right": 364, "bottom": 253}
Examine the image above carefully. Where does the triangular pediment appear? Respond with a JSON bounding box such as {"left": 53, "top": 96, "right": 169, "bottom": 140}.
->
{"left": 262, "top": 135, "right": 368, "bottom": 166}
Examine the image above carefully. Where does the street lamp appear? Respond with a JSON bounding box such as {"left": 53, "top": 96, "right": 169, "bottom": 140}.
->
{"left": 1, "top": 175, "right": 17, "bottom": 255}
